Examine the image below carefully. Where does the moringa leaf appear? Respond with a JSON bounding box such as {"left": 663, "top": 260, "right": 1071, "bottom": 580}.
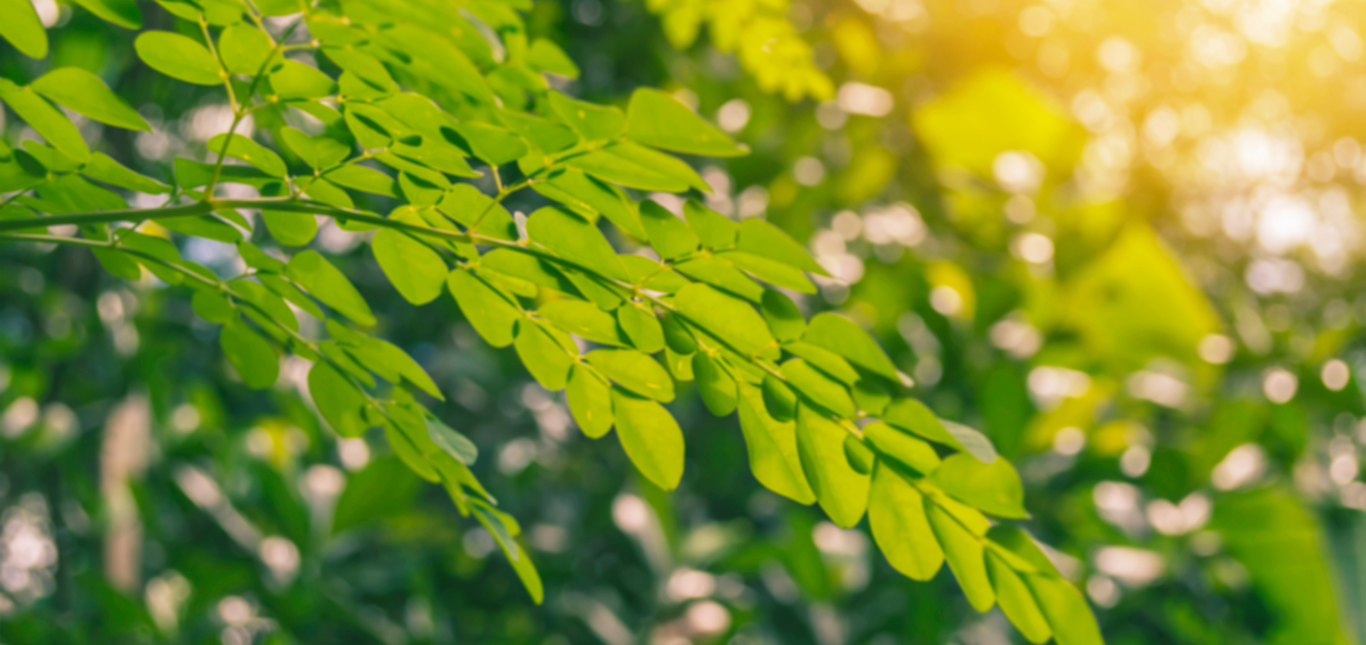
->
{"left": 447, "top": 269, "right": 520, "bottom": 348}
{"left": 567, "top": 364, "right": 614, "bottom": 439}
{"left": 611, "top": 387, "right": 684, "bottom": 490}
{"left": 587, "top": 349, "right": 674, "bottom": 402}
{"left": 625, "top": 88, "right": 745, "bottom": 157}
{"left": 795, "top": 404, "right": 868, "bottom": 528}
{"left": 868, "top": 461, "right": 943, "bottom": 580}
{"left": 0, "top": 0, "right": 48, "bottom": 58}
{"left": 31, "top": 68, "right": 149, "bottom": 131}
{"left": 0, "top": 79, "right": 89, "bottom": 162}
{"left": 135, "top": 31, "right": 222, "bottom": 85}
{"left": 372, "top": 229, "right": 447, "bottom": 305}
{"left": 220, "top": 318, "right": 278, "bottom": 389}
{"left": 287, "top": 250, "right": 376, "bottom": 326}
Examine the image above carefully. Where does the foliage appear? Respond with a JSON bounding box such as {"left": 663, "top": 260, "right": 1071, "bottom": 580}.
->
{"left": 0, "top": 0, "right": 1107, "bottom": 643}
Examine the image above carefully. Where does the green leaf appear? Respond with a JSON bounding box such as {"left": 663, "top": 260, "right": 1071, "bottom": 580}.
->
{"left": 803, "top": 313, "right": 900, "bottom": 383}
{"left": 548, "top": 91, "right": 624, "bottom": 141}
{"left": 1024, "top": 574, "right": 1103, "bottom": 645}
{"left": 440, "top": 184, "right": 518, "bottom": 242}
{"left": 496, "top": 109, "right": 578, "bottom": 153}
{"left": 31, "top": 68, "right": 149, "bottom": 131}
{"left": 117, "top": 231, "right": 183, "bottom": 285}
{"left": 481, "top": 249, "right": 576, "bottom": 293}
{"left": 262, "top": 209, "right": 318, "bottom": 247}
{"left": 930, "top": 453, "right": 1027, "bottom": 519}
{"left": 783, "top": 341, "right": 860, "bottom": 386}
{"left": 539, "top": 299, "right": 624, "bottom": 346}
{"left": 372, "top": 229, "right": 447, "bottom": 305}
{"left": 271, "top": 60, "right": 337, "bottom": 99}
{"left": 864, "top": 422, "right": 940, "bottom": 475}
{"left": 737, "top": 218, "right": 827, "bottom": 275}
{"left": 192, "top": 290, "right": 234, "bottom": 324}
{"left": 692, "top": 352, "right": 737, "bottom": 416}
{"left": 427, "top": 416, "right": 478, "bottom": 465}
{"left": 843, "top": 435, "right": 875, "bottom": 474}
{"left": 721, "top": 251, "right": 815, "bottom": 293}
{"left": 325, "top": 165, "right": 398, "bottom": 197}
{"left": 208, "top": 133, "right": 287, "bottom": 177}
{"left": 659, "top": 311, "right": 697, "bottom": 355}
{"left": 587, "top": 349, "right": 674, "bottom": 402}
{"left": 71, "top": 0, "right": 141, "bottom": 27}
{"left": 759, "top": 290, "right": 805, "bottom": 342}
{"left": 526, "top": 39, "right": 579, "bottom": 77}
{"left": 883, "top": 398, "right": 970, "bottom": 454}
{"left": 219, "top": 24, "right": 278, "bottom": 75}
{"left": 384, "top": 421, "right": 440, "bottom": 482}
{"left": 332, "top": 457, "right": 420, "bottom": 534}
{"left": 526, "top": 206, "right": 630, "bottom": 281}
{"left": 233, "top": 280, "right": 297, "bottom": 332}
{"left": 308, "top": 362, "right": 370, "bottom": 438}
{"left": 280, "top": 127, "right": 350, "bottom": 168}
{"left": 0, "top": 0, "right": 47, "bottom": 58}
{"left": 611, "top": 387, "right": 684, "bottom": 490}
{"left": 515, "top": 319, "right": 575, "bottom": 390}
{"left": 449, "top": 121, "right": 527, "bottom": 166}
{"left": 616, "top": 303, "right": 664, "bottom": 353}
{"left": 625, "top": 88, "right": 745, "bottom": 157}
{"left": 684, "top": 200, "right": 739, "bottom": 249}
{"left": 567, "top": 364, "right": 614, "bottom": 438}
{"left": 639, "top": 201, "right": 699, "bottom": 259}
{"left": 220, "top": 318, "right": 278, "bottom": 389}
{"left": 781, "top": 359, "right": 856, "bottom": 418}
{"left": 286, "top": 250, "right": 376, "bottom": 326}
{"left": 135, "top": 32, "right": 222, "bottom": 86}
{"left": 736, "top": 381, "right": 815, "bottom": 503}
{"left": 868, "top": 461, "right": 943, "bottom": 580}
{"left": 675, "top": 256, "right": 762, "bottom": 302}
{"left": 673, "top": 283, "right": 775, "bottom": 357}
{"left": 0, "top": 80, "right": 89, "bottom": 162}
{"left": 532, "top": 169, "right": 646, "bottom": 240}
{"left": 795, "top": 404, "right": 868, "bottom": 528}
{"left": 987, "top": 553, "right": 1052, "bottom": 644}
{"left": 323, "top": 46, "right": 396, "bottom": 95}
{"left": 665, "top": 347, "right": 694, "bottom": 381}
{"left": 259, "top": 273, "right": 323, "bottom": 319}
{"left": 238, "top": 242, "right": 285, "bottom": 272}
{"left": 506, "top": 540, "right": 544, "bottom": 604}
{"left": 81, "top": 153, "right": 170, "bottom": 193}
{"left": 567, "top": 141, "right": 708, "bottom": 193}
{"left": 761, "top": 373, "right": 797, "bottom": 422}
{"left": 447, "top": 269, "right": 520, "bottom": 348}
{"left": 623, "top": 255, "right": 689, "bottom": 293}
{"left": 926, "top": 502, "right": 995, "bottom": 612}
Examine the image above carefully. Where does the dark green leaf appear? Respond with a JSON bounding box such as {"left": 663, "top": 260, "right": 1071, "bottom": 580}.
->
{"left": 220, "top": 318, "right": 278, "bottom": 389}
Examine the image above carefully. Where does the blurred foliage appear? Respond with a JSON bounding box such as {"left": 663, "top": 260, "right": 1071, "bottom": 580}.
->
{"left": 3, "top": 0, "right": 1366, "bottom": 644}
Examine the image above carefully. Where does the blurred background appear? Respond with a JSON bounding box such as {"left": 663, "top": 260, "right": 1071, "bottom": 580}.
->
{"left": 2, "top": 0, "right": 1365, "bottom": 643}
